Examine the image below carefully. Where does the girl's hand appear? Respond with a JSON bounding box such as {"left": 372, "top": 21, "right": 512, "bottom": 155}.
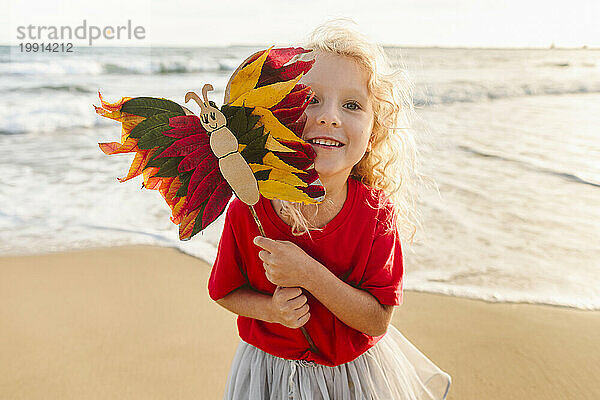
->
{"left": 254, "top": 236, "right": 317, "bottom": 288}
{"left": 270, "top": 286, "right": 310, "bottom": 328}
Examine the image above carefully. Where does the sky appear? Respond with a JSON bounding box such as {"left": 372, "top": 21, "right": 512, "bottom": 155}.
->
{"left": 2, "top": 0, "right": 599, "bottom": 48}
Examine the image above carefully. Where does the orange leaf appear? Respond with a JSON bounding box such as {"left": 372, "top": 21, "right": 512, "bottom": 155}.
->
{"left": 179, "top": 208, "right": 200, "bottom": 240}
{"left": 98, "top": 92, "right": 132, "bottom": 112}
{"left": 170, "top": 197, "right": 187, "bottom": 225}
{"left": 98, "top": 136, "right": 138, "bottom": 155}
{"left": 117, "top": 149, "right": 156, "bottom": 182}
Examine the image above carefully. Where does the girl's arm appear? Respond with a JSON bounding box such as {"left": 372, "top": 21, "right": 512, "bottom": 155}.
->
{"left": 215, "top": 286, "right": 311, "bottom": 329}
{"left": 304, "top": 261, "right": 394, "bottom": 337}
{"left": 255, "top": 237, "right": 394, "bottom": 337}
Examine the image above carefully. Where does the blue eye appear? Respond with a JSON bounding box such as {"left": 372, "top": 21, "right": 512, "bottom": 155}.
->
{"left": 344, "top": 101, "right": 361, "bottom": 110}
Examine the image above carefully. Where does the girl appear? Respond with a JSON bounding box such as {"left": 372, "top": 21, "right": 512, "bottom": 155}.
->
{"left": 208, "top": 21, "right": 451, "bottom": 400}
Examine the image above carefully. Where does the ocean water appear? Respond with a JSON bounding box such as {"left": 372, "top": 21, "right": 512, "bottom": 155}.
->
{"left": 1, "top": 45, "right": 598, "bottom": 309}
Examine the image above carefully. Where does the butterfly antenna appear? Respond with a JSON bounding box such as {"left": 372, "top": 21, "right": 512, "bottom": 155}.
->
{"left": 184, "top": 91, "right": 205, "bottom": 111}
{"left": 202, "top": 84, "right": 214, "bottom": 104}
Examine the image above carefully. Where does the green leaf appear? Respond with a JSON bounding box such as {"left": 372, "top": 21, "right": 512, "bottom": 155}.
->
{"left": 242, "top": 149, "right": 269, "bottom": 165}
{"left": 154, "top": 157, "right": 184, "bottom": 178}
{"left": 237, "top": 126, "right": 264, "bottom": 145}
{"left": 240, "top": 134, "right": 269, "bottom": 164}
{"left": 246, "top": 114, "right": 260, "bottom": 130}
{"left": 145, "top": 152, "right": 171, "bottom": 169}
{"left": 137, "top": 128, "right": 177, "bottom": 150}
{"left": 243, "top": 132, "right": 269, "bottom": 152}
{"left": 254, "top": 169, "right": 271, "bottom": 181}
{"left": 190, "top": 200, "right": 209, "bottom": 237}
{"left": 122, "top": 97, "right": 184, "bottom": 118}
{"left": 146, "top": 143, "right": 175, "bottom": 166}
{"left": 176, "top": 172, "right": 192, "bottom": 197}
{"left": 226, "top": 106, "right": 248, "bottom": 139}
{"left": 220, "top": 104, "right": 235, "bottom": 118}
{"left": 129, "top": 112, "right": 181, "bottom": 139}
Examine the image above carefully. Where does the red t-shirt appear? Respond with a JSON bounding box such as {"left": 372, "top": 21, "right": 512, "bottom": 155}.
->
{"left": 208, "top": 177, "right": 404, "bottom": 367}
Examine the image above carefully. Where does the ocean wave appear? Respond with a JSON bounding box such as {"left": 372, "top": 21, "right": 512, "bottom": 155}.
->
{"left": 403, "top": 284, "right": 600, "bottom": 310}
{"left": 539, "top": 62, "right": 571, "bottom": 68}
{"left": 0, "top": 101, "right": 109, "bottom": 135}
{"left": 414, "top": 80, "right": 600, "bottom": 106}
{"left": 458, "top": 145, "right": 600, "bottom": 187}
{"left": 5, "top": 85, "right": 94, "bottom": 94}
{"left": 0, "top": 57, "right": 239, "bottom": 76}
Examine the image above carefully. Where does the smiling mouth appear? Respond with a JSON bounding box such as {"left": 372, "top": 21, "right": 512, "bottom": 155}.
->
{"left": 307, "top": 138, "right": 345, "bottom": 148}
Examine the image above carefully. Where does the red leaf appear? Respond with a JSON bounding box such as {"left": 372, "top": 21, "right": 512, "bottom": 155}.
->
{"left": 178, "top": 145, "right": 215, "bottom": 173}
{"left": 287, "top": 114, "right": 307, "bottom": 138}
{"left": 186, "top": 156, "right": 219, "bottom": 200}
{"left": 165, "top": 115, "right": 206, "bottom": 137}
{"left": 273, "top": 85, "right": 311, "bottom": 110}
{"left": 273, "top": 153, "right": 314, "bottom": 171}
{"left": 298, "top": 184, "right": 325, "bottom": 200}
{"left": 202, "top": 181, "right": 233, "bottom": 228}
{"left": 156, "top": 134, "right": 210, "bottom": 159}
{"left": 293, "top": 168, "right": 320, "bottom": 185}
{"left": 258, "top": 60, "right": 314, "bottom": 87}
{"left": 264, "top": 47, "right": 311, "bottom": 69}
{"left": 185, "top": 168, "right": 225, "bottom": 212}
{"left": 272, "top": 106, "right": 306, "bottom": 125}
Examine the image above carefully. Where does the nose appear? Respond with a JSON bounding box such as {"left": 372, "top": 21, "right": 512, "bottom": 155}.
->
{"left": 317, "top": 104, "right": 340, "bottom": 127}
{"left": 320, "top": 118, "right": 338, "bottom": 127}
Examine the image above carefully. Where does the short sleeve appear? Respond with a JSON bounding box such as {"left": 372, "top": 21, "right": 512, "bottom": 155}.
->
{"left": 358, "top": 219, "right": 404, "bottom": 306}
{"left": 207, "top": 204, "right": 248, "bottom": 301}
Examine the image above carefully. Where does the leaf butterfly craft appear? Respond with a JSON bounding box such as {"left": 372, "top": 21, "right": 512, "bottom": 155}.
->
{"left": 95, "top": 47, "right": 325, "bottom": 353}
{"left": 95, "top": 47, "right": 325, "bottom": 240}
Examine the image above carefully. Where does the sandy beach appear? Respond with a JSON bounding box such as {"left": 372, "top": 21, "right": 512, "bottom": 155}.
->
{"left": 1, "top": 245, "right": 599, "bottom": 399}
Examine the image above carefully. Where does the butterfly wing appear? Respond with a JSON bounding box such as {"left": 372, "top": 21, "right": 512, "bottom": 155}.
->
{"left": 95, "top": 94, "right": 231, "bottom": 240}
{"left": 224, "top": 47, "right": 326, "bottom": 204}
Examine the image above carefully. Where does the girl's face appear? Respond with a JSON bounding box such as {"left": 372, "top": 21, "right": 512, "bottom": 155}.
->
{"left": 301, "top": 52, "right": 374, "bottom": 185}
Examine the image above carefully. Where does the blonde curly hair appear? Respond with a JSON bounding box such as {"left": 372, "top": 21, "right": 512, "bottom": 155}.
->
{"left": 279, "top": 19, "right": 425, "bottom": 243}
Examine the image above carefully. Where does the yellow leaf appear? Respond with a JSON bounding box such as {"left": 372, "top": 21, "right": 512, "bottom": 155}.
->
{"left": 263, "top": 152, "right": 304, "bottom": 174}
{"left": 268, "top": 169, "right": 307, "bottom": 187}
{"left": 228, "top": 48, "right": 272, "bottom": 104}
{"left": 266, "top": 136, "right": 295, "bottom": 152}
{"left": 231, "top": 74, "right": 303, "bottom": 109}
{"left": 251, "top": 107, "right": 304, "bottom": 143}
{"left": 258, "top": 180, "right": 318, "bottom": 204}
{"left": 249, "top": 163, "right": 272, "bottom": 172}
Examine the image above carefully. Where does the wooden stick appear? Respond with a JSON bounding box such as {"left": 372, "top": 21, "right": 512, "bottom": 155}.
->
{"left": 249, "top": 204, "right": 319, "bottom": 355}
{"left": 249, "top": 205, "right": 265, "bottom": 236}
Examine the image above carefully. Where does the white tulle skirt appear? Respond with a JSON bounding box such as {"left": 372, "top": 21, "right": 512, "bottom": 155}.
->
{"left": 223, "top": 324, "right": 451, "bottom": 400}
